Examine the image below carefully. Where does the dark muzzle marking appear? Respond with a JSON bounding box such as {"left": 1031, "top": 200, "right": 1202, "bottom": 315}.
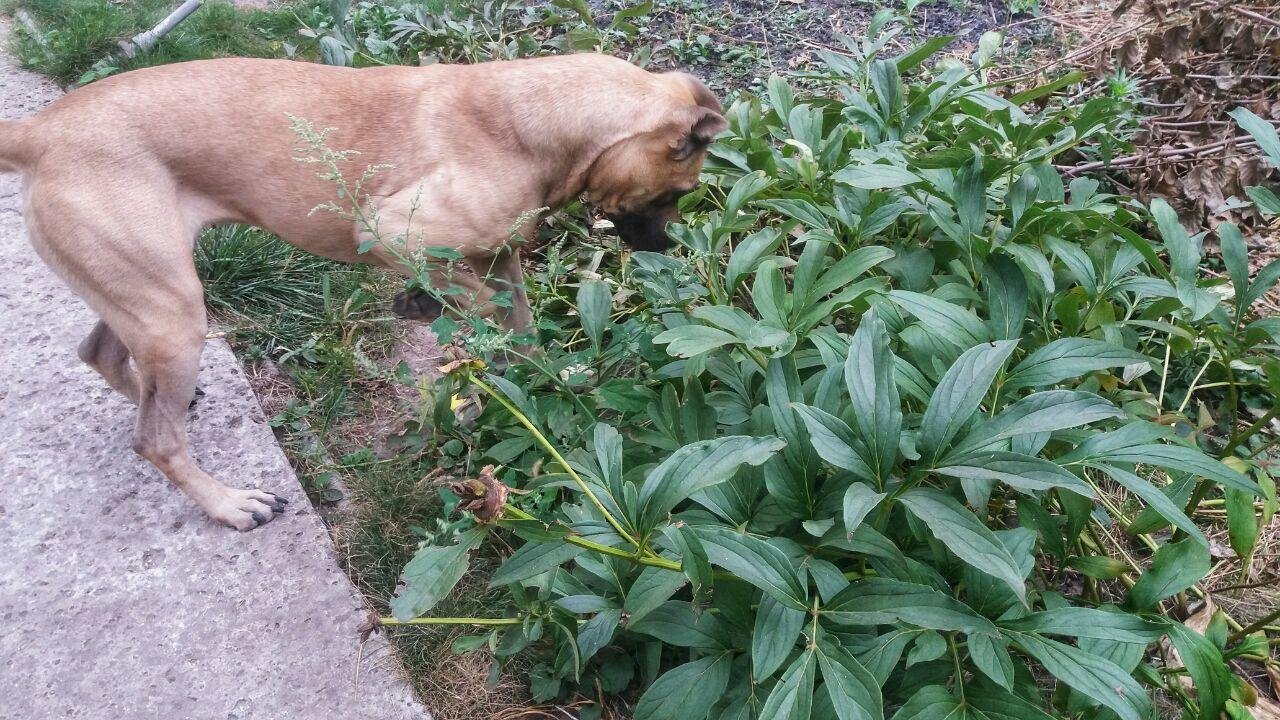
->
{"left": 609, "top": 212, "right": 674, "bottom": 252}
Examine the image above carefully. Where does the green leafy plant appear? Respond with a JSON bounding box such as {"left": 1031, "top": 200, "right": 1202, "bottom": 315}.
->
{"left": 370, "top": 17, "right": 1280, "bottom": 719}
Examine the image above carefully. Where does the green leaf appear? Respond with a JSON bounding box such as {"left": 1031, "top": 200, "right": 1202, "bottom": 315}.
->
{"left": 899, "top": 488, "right": 1027, "bottom": 603}
{"left": 1245, "top": 258, "right": 1280, "bottom": 310}
{"left": 1225, "top": 486, "right": 1259, "bottom": 560}
{"left": 816, "top": 638, "right": 884, "bottom": 720}
{"left": 889, "top": 686, "right": 966, "bottom": 720}
{"left": 917, "top": 340, "right": 1019, "bottom": 462}
{"left": 1219, "top": 222, "right": 1250, "bottom": 306}
{"left": 1090, "top": 444, "right": 1259, "bottom": 496}
{"left": 627, "top": 601, "right": 727, "bottom": 650}
{"left": 1045, "top": 236, "right": 1097, "bottom": 295}
{"left": 1246, "top": 185, "right": 1280, "bottom": 215}
{"left": 870, "top": 59, "right": 904, "bottom": 122}
{"left": 845, "top": 309, "right": 902, "bottom": 481}
{"left": 906, "top": 630, "right": 947, "bottom": 667}
{"left": 823, "top": 578, "right": 998, "bottom": 635}
{"left": 576, "top": 608, "right": 622, "bottom": 665}
{"left": 634, "top": 654, "right": 733, "bottom": 720}
{"left": 894, "top": 35, "right": 955, "bottom": 72}
{"left": 985, "top": 255, "right": 1027, "bottom": 341}
{"left": 791, "top": 403, "right": 876, "bottom": 479}
{"left": 998, "top": 607, "right": 1163, "bottom": 644}
{"left": 577, "top": 280, "right": 612, "bottom": 352}
{"left": 753, "top": 261, "right": 791, "bottom": 329}
{"left": 1151, "top": 198, "right": 1200, "bottom": 281}
{"left": 951, "top": 390, "right": 1123, "bottom": 456}
{"left": 955, "top": 154, "right": 987, "bottom": 236}
{"left": 653, "top": 324, "right": 740, "bottom": 358}
{"left": 888, "top": 290, "right": 990, "bottom": 349}
{"left": 1091, "top": 464, "right": 1207, "bottom": 546}
{"left": 754, "top": 593, "right": 807, "bottom": 679}
{"left": 490, "top": 540, "right": 585, "bottom": 587}
{"left": 724, "top": 170, "right": 775, "bottom": 217}
{"left": 967, "top": 680, "right": 1057, "bottom": 720}
{"left": 1003, "top": 339, "right": 1148, "bottom": 390}
{"left": 1066, "top": 555, "right": 1128, "bottom": 580}
{"left": 933, "top": 451, "right": 1095, "bottom": 498}
{"left": 843, "top": 483, "right": 886, "bottom": 536}
{"left": 1230, "top": 106, "right": 1280, "bottom": 166}
{"left": 758, "top": 198, "right": 831, "bottom": 229}
{"left": 808, "top": 247, "right": 896, "bottom": 302}
{"left": 1060, "top": 422, "right": 1173, "bottom": 461}
{"left": 694, "top": 526, "right": 808, "bottom": 610}
{"left": 834, "top": 164, "right": 924, "bottom": 190}
{"left": 1009, "top": 69, "right": 1085, "bottom": 105}
{"left": 637, "top": 435, "right": 785, "bottom": 528}
{"left": 969, "top": 633, "right": 1015, "bottom": 690}
{"left": 624, "top": 566, "right": 689, "bottom": 625}
{"left": 390, "top": 527, "right": 485, "bottom": 620}
{"left": 726, "top": 228, "right": 782, "bottom": 295}
{"left": 1165, "top": 621, "right": 1234, "bottom": 719}
{"left": 760, "top": 650, "right": 817, "bottom": 720}
{"left": 1010, "top": 632, "right": 1151, "bottom": 720}
{"left": 663, "top": 523, "right": 713, "bottom": 604}
{"left": 1126, "top": 538, "right": 1210, "bottom": 611}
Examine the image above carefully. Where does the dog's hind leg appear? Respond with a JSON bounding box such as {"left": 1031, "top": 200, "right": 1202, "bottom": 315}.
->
{"left": 124, "top": 310, "right": 286, "bottom": 530}
{"left": 78, "top": 320, "right": 140, "bottom": 404}
{"left": 26, "top": 185, "right": 287, "bottom": 530}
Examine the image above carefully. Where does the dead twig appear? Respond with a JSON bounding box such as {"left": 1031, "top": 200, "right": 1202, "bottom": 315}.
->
{"left": 1227, "top": 4, "right": 1280, "bottom": 30}
{"left": 1060, "top": 135, "right": 1260, "bottom": 175}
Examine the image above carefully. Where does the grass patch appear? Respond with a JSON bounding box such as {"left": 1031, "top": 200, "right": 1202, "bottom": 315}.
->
{"left": 195, "top": 225, "right": 530, "bottom": 712}
{"left": 196, "top": 224, "right": 393, "bottom": 357}
{"left": 6, "top": 0, "right": 322, "bottom": 84}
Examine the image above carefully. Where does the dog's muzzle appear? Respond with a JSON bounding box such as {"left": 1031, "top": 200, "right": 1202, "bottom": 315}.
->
{"left": 608, "top": 211, "right": 675, "bottom": 252}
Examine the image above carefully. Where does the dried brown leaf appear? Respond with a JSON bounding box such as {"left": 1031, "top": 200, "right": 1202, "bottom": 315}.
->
{"left": 451, "top": 465, "right": 509, "bottom": 522}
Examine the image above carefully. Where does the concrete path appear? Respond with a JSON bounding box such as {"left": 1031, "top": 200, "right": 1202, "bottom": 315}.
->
{"left": 0, "top": 25, "right": 429, "bottom": 720}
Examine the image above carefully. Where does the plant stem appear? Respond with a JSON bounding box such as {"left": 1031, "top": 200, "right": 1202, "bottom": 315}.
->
{"left": 1229, "top": 606, "right": 1280, "bottom": 644}
{"left": 502, "top": 505, "right": 681, "bottom": 571}
{"left": 470, "top": 374, "right": 638, "bottom": 547}
{"left": 380, "top": 616, "right": 522, "bottom": 626}
{"left": 1175, "top": 349, "right": 1215, "bottom": 414}
{"left": 949, "top": 632, "right": 966, "bottom": 703}
{"left": 1178, "top": 404, "right": 1280, "bottom": 536}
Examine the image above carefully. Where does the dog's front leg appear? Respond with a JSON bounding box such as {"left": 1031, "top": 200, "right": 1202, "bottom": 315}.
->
{"left": 469, "top": 248, "right": 531, "bottom": 337}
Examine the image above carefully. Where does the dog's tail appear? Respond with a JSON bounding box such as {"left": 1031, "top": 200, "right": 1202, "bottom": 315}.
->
{"left": 0, "top": 120, "right": 35, "bottom": 173}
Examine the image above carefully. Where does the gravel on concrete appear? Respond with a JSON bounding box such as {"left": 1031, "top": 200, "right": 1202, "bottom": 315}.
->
{"left": 0, "top": 22, "right": 430, "bottom": 720}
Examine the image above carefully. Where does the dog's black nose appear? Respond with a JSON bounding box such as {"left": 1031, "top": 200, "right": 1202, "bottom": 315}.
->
{"left": 609, "top": 212, "right": 675, "bottom": 252}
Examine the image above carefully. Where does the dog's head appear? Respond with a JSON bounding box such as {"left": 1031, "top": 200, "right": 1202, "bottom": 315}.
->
{"left": 586, "top": 72, "right": 727, "bottom": 252}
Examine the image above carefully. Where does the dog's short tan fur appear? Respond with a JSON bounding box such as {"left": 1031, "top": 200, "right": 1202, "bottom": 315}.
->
{"left": 0, "top": 54, "right": 724, "bottom": 530}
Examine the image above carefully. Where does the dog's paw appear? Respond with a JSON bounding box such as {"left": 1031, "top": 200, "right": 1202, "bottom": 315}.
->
{"left": 391, "top": 290, "right": 444, "bottom": 321}
{"left": 211, "top": 488, "right": 289, "bottom": 531}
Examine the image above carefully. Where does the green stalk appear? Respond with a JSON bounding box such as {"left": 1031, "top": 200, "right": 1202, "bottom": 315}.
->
{"left": 1228, "top": 606, "right": 1280, "bottom": 644}
{"left": 949, "top": 632, "right": 966, "bottom": 703}
{"left": 502, "top": 505, "right": 680, "bottom": 571}
{"left": 470, "top": 374, "right": 638, "bottom": 548}
{"left": 380, "top": 616, "right": 522, "bottom": 627}
{"left": 1178, "top": 404, "right": 1280, "bottom": 537}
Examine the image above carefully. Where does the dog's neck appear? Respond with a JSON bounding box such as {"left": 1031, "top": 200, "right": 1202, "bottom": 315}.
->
{"left": 474, "top": 80, "right": 668, "bottom": 211}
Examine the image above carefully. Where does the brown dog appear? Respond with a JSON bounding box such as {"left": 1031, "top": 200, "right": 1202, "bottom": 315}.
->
{"left": 0, "top": 54, "right": 725, "bottom": 530}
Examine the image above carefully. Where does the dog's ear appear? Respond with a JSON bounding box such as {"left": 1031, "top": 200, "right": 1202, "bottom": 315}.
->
{"left": 670, "top": 107, "right": 729, "bottom": 161}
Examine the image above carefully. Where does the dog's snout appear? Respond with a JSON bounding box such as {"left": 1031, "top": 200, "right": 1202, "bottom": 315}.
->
{"left": 608, "top": 211, "right": 675, "bottom": 252}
